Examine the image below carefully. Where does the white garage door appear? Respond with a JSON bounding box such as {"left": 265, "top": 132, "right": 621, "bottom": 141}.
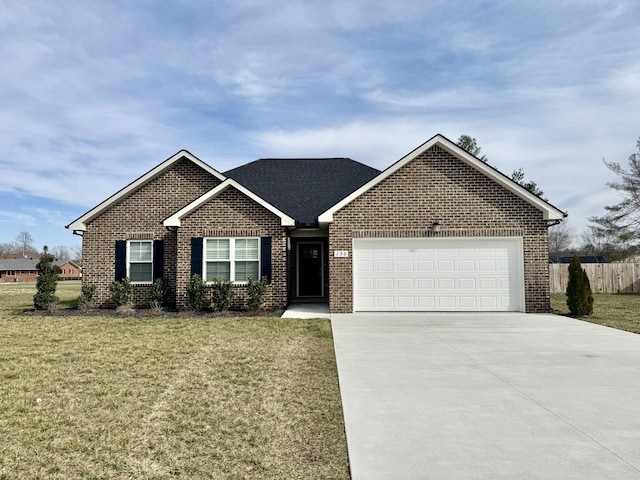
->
{"left": 353, "top": 237, "right": 524, "bottom": 312}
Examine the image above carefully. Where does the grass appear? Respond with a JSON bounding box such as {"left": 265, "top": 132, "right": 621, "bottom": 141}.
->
{"left": 551, "top": 292, "right": 640, "bottom": 334}
{"left": 0, "top": 282, "right": 349, "bottom": 479}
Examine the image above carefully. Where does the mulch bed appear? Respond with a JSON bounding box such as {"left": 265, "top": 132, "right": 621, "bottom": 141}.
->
{"left": 24, "top": 307, "right": 283, "bottom": 319}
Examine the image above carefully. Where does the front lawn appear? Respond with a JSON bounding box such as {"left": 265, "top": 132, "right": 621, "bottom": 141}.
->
{"left": 0, "top": 282, "right": 349, "bottom": 479}
{"left": 551, "top": 292, "right": 640, "bottom": 334}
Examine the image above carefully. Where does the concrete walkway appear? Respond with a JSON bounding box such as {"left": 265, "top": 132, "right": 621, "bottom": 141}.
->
{"left": 281, "top": 303, "right": 330, "bottom": 319}
{"left": 331, "top": 313, "right": 640, "bottom": 479}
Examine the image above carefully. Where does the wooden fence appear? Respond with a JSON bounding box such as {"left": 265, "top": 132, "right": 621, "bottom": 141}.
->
{"left": 549, "top": 263, "right": 640, "bottom": 293}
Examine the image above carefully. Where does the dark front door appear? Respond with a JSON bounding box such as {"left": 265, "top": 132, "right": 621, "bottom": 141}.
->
{"left": 298, "top": 242, "right": 323, "bottom": 297}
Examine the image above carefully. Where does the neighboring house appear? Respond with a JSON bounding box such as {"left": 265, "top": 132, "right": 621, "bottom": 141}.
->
{"left": 0, "top": 258, "right": 39, "bottom": 282}
{"left": 58, "top": 260, "right": 82, "bottom": 280}
{"left": 0, "top": 258, "right": 81, "bottom": 282}
{"left": 66, "top": 134, "right": 566, "bottom": 312}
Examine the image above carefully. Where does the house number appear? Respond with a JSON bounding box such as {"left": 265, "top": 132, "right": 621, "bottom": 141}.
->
{"left": 334, "top": 250, "right": 349, "bottom": 258}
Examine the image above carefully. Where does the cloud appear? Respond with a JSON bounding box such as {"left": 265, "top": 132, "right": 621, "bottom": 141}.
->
{"left": 0, "top": 0, "right": 639, "bottom": 247}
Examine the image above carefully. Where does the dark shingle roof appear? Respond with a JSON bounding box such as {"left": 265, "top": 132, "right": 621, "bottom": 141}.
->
{"left": 224, "top": 158, "right": 381, "bottom": 226}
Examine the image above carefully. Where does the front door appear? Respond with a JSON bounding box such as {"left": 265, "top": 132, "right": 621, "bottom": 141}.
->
{"left": 297, "top": 242, "right": 324, "bottom": 297}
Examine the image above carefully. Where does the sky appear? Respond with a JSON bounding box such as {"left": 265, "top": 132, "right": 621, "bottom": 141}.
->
{"left": 1, "top": 0, "right": 639, "bottom": 253}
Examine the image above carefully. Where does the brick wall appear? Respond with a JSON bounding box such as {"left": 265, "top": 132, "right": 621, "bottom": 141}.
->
{"left": 328, "top": 145, "right": 551, "bottom": 313}
{"left": 82, "top": 158, "right": 221, "bottom": 307}
{"left": 175, "top": 187, "right": 288, "bottom": 310}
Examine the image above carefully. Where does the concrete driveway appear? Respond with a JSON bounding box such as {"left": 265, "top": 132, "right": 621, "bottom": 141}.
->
{"left": 331, "top": 313, "right": 640, "bottom": 479}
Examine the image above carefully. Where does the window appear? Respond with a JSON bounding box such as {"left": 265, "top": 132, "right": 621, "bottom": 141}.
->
{"left": 204, "top": 238, "right": 259, "bottom": 283}
{"left": 128, "top": 240, "right": 153, "bottom": 283}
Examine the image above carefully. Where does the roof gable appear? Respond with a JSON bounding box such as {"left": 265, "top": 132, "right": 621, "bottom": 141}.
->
{"left": 225, "top": 158, "right": 381, "bottom": 226}
{"left": 66, "top": 150, "right": 225, "bottom": 231}
{"left": 163, "top": 178, "right": 296, "bottom": 228}
{"left": 319, "top": 134, "right": 566, "bottom": 224}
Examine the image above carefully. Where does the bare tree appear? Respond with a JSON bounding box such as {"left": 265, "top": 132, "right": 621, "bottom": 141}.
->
{"left": 50, "top": 245, "right": 71, "bottom": 261}
{"left": 71, "top": 244, "right": 82, "bottom": 261}
{"left": 548, "top": 221, "right": 575, "bottom": 253}
{"left": 15, "top": 231, "right": 35, "bottom": 258}
{"left": 0, "top": 242, "right": 16, "bottom": 256}
{"left": 579, "top": 225, "right": 635, "bottom": 261}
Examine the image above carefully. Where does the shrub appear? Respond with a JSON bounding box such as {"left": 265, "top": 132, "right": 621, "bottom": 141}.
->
{"left": 33, "top": 246, "right": 62, "bottom": 311}
{"left": 77, "top": 283, "right": 96, "bottom": 310}
{"left": 211, "top": 279, "right": 234, "bottom": 312}
{"left": 186, "top": 274, "right": 207, "bottom": 312}
{"left": 247, "top": 276, "right": 268, "bottom": 311}
{"left": 566, "top": 255, "right": 594, "bottom": 316}
{"left": 150, "top": 277, "right": 171, "bottom": 309}
{"left": 110, "top": 277, "right": 132, "bottom": 308}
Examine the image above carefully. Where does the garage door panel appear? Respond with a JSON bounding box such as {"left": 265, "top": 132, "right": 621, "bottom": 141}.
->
{"left": 418, "top": 296, "right": 436, "bottom": 308}
{"left": 458, "top": 278, "right": 476, "bottom": 289}
{"left": 357, "top": 260, "right": 374, "bottom": 272}
{"left": 478, "top": 259, "right": 497, "bottom": 272}
{"left": 438, "top": 260, "right": 455, "bottom": 272}
{"left": 377, "top": 296, "right": 394, "bottom": 308}
{"left": 353, "top": 237, "right": 524, "bottom": 312}
{"left": 417, "top": 278, "right": 435, "bottom": 289}
{"left": 358, "top": 278, "right": 375, "bottom": 290}
{"left": 396, "top": 260, "right": 413, "bottom": 272}
{"left": 478, "top": 278, "right": 497, "bottom": 289}
{"left": 459, "top": 296, "right": 477, "bottom": 308}
{"left": 417, "top": 260, "right": 434, "bottom": 272}
{"left": 377, "top": 260, "right": 394, "bottom": 271}
{"left": 397, "top": 296, "right": 415, "bottom": 308}
{"left": 479, "top": 296, "right": 498, "bottom": 308}
{"left": 438, "top": 278, "right": 456, "bottom": 289}
{"left": 438, "top": 296, "right": 456, "bottom": 308}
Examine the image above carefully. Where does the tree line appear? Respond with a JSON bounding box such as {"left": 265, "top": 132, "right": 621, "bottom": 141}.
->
{"left": 0, "top": 231, "right": 81, "bottom": 261}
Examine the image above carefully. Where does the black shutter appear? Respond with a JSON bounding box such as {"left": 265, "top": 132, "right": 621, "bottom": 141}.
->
{"left": 153, "top": 240, "right": 164, "bottom": 280}
{"left": 115, "top": 240, "right": 126, "bottom": 281}
{"left": 191, "top": 237, "right": 203, "bottom": 277}
{"left": 260, "top": 237, "right": 272, "bottom": 283}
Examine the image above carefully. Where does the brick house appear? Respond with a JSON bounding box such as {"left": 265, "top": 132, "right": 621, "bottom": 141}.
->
{"left": 66, "top": 134, "right": 566, "bottom": 312}
{"left": 0, "top": 258, "right": 39, "bottom": 282}
{"left": 58, "top": 260, "right": 82, "bottom": 280}
{"left": 0, "top": 258, "right": 81, "bottom": 282}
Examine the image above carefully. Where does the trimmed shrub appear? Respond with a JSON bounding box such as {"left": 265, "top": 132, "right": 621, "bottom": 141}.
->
{"left": 33, "top": 246, "right": 62, "bottom": 310}
{"left": 211, "top": 279, "right": 234, "bottom": 312}
{"left": 247, "top": 276, "right": 268, "bottom": 311}
{"left": 186, "top": 274, "right": 207, "bottom": 312}
{"left": 110, "top": 277, "right": 132, "bottom": 308}
{"left": 77, "top": 283, "right": 96, "bottom": 310}
{"left": 150, "top": 277, "right": 171, "bottom": 309}
{"left": 566, "top": 255, "right": 594, "bottom": 316}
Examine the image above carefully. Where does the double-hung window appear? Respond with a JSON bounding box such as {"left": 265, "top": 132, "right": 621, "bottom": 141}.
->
{"left": 128, "top": 240, "right": 153, "bottom": 283}
{"left": 204, "top": 238, "right": 259, "bottom": 283}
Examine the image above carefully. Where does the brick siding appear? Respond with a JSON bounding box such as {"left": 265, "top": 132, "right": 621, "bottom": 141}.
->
{"left": 174, "top": 187, "right": 288, "bottom": 310}
{"left": 328, "top": 145, "right": 551, "bottom": 313}
{"left": 82, "top": 158, "right": 221, "bottom": 307}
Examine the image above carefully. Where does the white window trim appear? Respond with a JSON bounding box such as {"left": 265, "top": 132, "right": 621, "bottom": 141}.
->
{"left": 203, "top": 237, "right": 260, "bottom": 284}
{"left": 127, "top": 239, "right": 153, "bottom": 284}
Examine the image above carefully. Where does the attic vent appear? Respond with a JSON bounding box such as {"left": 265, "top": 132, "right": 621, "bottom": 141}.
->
{"left": 127, "top": 232, "right": 154, "bottom": 240}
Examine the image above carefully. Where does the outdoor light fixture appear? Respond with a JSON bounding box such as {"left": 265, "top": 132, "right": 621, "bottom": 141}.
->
{"left": 431, "top": 220, "right": 442, "bottom": 233}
